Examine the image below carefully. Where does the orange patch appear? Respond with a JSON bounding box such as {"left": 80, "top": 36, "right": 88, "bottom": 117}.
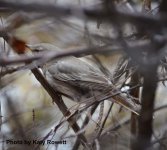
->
{"left": 7, "top": 36, "right": 27, "bottom": 54}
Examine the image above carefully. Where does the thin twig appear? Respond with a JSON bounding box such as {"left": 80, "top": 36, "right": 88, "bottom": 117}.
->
{"left": 72, "top": 103, "right": 99, "bottom": 150}
{"left": 96, "top": 102, "right": 114, "bottom": 138}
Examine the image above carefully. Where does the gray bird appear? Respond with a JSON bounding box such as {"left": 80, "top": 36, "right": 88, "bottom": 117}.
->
{"left": 29, "top": 43, "right": 139, "bottom": 114}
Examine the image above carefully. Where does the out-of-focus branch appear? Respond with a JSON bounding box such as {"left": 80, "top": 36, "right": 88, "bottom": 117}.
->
{"left": 159, "top": 0, "right": 167, "bottom": 13}
{"left": 0, "top": 1, "right": 167, "bottom": 31}
{"left": 130, "top": 72, "right": 140, "bottom": 150}
{"left": 0, "top": 44, "right": 113, "bottom": 66}
{"left": 154, "top": 104, "right": 167, "bottom": 112}
{"left": 0, "top": 37, "right": 164, "bottom": 68}
{"left": 136, "top": 63, "right": 158, "bottom": 150}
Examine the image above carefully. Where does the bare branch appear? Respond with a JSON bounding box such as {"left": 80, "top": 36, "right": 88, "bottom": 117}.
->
{"left": 31, "top": 68, "right": 88, "bottom": 148}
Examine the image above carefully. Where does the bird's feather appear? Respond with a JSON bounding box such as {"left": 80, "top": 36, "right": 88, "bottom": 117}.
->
{"left": 46, "top": 56, "right": 112, "bottom": 90}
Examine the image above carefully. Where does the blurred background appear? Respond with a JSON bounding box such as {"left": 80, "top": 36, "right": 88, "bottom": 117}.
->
{"left": 0, "top": 0, "right": 167, "bottom": 150}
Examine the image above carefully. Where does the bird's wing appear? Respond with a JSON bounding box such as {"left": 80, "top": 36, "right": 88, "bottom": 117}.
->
{"left": 46, "top": 57, "right": 111, "bottom": 89}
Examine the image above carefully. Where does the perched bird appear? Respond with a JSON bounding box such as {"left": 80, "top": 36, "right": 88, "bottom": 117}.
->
{"left": 28, "top": 43, "right": 139, "bottom": 114}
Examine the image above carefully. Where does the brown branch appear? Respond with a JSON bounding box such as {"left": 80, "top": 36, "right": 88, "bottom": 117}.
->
{"left": 129, "top": 72, "right": 140, "bottom": 150}
{"left": 31, "top": 68, "right": 88, "bottom": 148}
{"left": 135, "top": 63, "right": 158, "bottom": 150}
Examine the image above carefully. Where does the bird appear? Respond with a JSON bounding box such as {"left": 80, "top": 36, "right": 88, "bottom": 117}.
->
{"left": 28, "top": 43, "right": 140, "bottom": 114}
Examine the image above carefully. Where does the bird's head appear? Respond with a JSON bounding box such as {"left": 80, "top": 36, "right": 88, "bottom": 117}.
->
{"left": 27, "top": 43, "right": 62, "bottom": 67}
